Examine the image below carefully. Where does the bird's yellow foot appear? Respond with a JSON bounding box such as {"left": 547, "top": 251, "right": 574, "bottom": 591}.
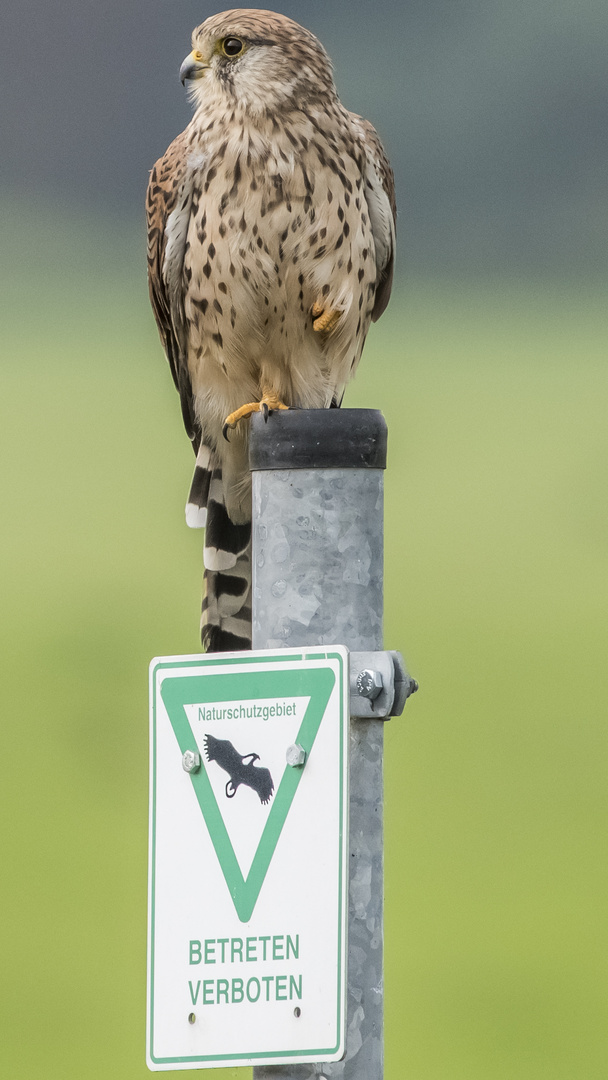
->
{"left": 312, "top": 300, "right": 341, "bottom": 333}
{"left": 223, "top": 388, "right": 289, "bottom": 440}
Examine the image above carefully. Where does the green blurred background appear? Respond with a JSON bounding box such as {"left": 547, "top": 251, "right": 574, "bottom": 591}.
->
{"left": 1, "top": 0, "right": 607, "bottom": 1076}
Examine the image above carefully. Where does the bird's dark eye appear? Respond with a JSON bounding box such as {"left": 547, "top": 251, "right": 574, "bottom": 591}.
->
{"left": 222, "top": 37, "right": 244, "bottom": 57}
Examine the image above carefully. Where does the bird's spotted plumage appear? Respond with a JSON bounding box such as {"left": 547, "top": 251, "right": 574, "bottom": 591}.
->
{"left": 147, "top": 9, "right": 396, "bottom": 651}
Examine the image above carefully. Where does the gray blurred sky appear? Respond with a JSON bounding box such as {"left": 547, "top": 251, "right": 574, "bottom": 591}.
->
{"left": 2, "top": 0, "right": 607, "bottom": 275}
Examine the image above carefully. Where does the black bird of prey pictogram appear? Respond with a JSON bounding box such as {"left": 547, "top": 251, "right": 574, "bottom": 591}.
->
{"left": 204, "top": 734, "right": 274, "bottom": 805}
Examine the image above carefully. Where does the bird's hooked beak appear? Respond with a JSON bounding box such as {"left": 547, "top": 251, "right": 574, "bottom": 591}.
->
{"left": 180, "top": 50, "right": 209, "bottom": 85}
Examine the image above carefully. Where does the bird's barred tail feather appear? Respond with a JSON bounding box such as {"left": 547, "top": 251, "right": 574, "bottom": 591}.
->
{"left": 186, "top": 444, "right": 252, "bottom": 652}
{"left": 185, "top": 444, "right": 212, "bottom": 529}
{"left": 201, "top": 551, "right": 252, "bottom": 652}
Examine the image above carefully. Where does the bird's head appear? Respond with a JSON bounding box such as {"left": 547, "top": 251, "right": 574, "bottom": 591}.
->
{"left": 179, "top": 8, "right": 336, "bottom": 116}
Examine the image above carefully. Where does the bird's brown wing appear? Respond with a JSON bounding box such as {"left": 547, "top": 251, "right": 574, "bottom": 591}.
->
{"left": 354, "top": 115, "right": 397, "bottom": 322}
{"left": 147, "top": 133, "right": 253, "bottom": 652}
{"left": 146, "top": 131, "right": 200, "bottom": 449}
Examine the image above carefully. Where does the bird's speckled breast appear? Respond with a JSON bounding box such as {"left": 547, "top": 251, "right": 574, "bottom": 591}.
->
{"left": 181, "top": 107, "right": 378, "bottom": 440}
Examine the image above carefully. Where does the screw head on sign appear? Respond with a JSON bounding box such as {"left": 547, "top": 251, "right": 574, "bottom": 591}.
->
{"left": 356, "top": 669, "right": 383, "bottom": 700}
{"left": 286, "top": 743, "right": 306, "bottom": 768}
{"left": 182, "top": 750, "right": 201, "bottom": 773}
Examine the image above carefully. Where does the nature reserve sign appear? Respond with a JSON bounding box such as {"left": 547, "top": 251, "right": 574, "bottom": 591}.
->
{"left": 147, "top": 648, "right": 349, "bottom": 1070}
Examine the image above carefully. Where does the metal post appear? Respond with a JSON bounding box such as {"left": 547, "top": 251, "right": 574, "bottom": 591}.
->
{"left": 250, "top": 409, "right": 387, "bottom": 1080}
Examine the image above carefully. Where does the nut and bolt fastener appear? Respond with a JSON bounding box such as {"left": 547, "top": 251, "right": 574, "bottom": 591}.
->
{"left": 356, "top": 669, "right": 383, "bottom": 700}
{"left": 182, "top": 750, "right": 201, "bottom": 773}
{"left": 286, "top": 743, "right": 306, "bottom": 768}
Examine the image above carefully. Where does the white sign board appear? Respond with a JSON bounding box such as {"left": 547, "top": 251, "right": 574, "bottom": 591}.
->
{"left": 147, "top": 647, "right": 349, "bottom": 1071}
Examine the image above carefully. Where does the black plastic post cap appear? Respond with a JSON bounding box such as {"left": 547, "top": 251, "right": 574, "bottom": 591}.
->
{"left": 249, "top": 408, "right": 387, "bottom": 471}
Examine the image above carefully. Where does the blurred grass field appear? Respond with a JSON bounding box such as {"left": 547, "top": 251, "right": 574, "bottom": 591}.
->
{"left": 1, "top": 199, "right": 607, "bottom": 1079}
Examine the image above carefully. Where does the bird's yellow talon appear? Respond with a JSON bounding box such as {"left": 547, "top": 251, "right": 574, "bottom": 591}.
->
{"left": 312, "top": 302, "right": 341, "bottom": 333}
{"left": 223, "top": 388, "right": 289, "bottom": 434}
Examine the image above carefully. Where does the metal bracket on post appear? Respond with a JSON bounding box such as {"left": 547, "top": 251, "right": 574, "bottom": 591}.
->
{"left": 350, "top": 650, "right": 418, "bottom": 719}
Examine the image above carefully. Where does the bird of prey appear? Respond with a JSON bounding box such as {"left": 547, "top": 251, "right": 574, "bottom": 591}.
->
{"left": 146, "top": 9, "right": 396, "bottom": 652}
{"left": 204, "top": 733, "right": 274, "bottom": 804}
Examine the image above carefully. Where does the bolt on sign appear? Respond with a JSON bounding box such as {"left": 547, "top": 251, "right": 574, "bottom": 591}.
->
{"left": 147, "top": 647, "right": 349, "bottom": 1071}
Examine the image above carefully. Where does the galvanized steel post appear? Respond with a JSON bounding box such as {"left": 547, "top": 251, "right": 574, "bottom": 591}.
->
{"left": 250, "top": 408, "right": 387, "bottom": 1080}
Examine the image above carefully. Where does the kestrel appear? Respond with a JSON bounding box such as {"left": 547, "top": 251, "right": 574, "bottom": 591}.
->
{"left": 146, "top": 9, "right": 396, "bottom": 652}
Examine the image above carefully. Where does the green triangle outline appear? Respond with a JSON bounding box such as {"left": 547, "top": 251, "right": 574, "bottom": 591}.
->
{"left": 160, "top": 667, "right": 336, "bottom": 922}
